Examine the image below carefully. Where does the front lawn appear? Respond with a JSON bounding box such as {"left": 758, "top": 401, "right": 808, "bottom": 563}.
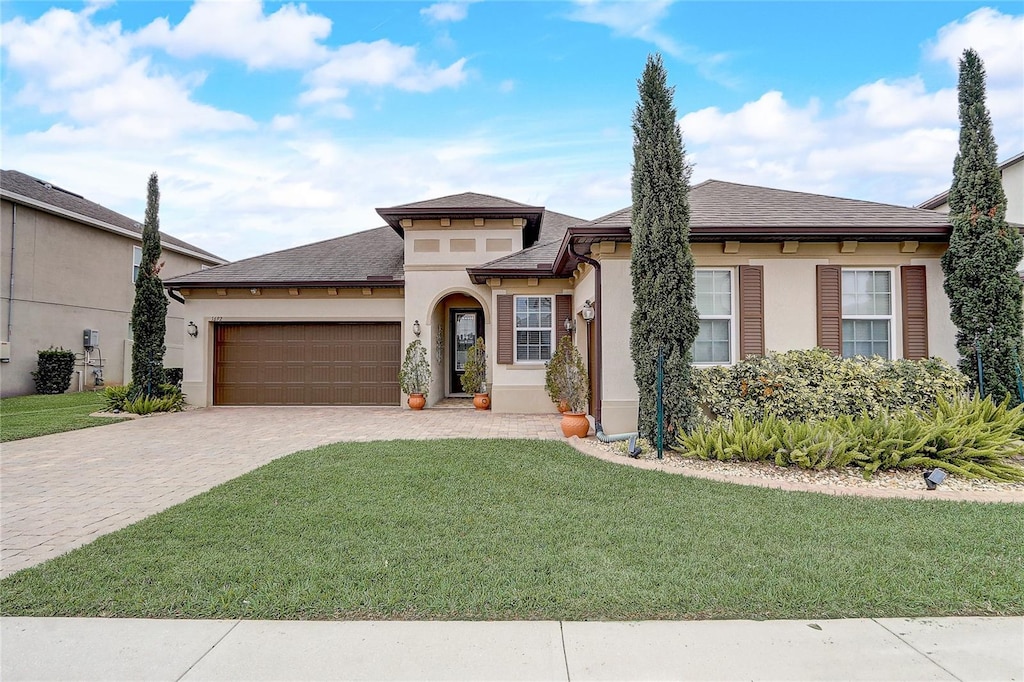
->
{"left": 1, "top": 439, "right": 1021, "bottom": 620}
{"left": 0, "top": 391, "right": 125, "bottom": 442}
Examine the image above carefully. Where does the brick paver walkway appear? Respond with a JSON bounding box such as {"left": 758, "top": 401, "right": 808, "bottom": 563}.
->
{"left": 1, "top": 407, "right": 562, "bottom": 577}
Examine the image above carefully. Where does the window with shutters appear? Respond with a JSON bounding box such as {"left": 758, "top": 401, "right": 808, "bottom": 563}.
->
{"left": 514, "top": 295, "right": 554, "bottom": 362}
{"left": 694, "top": 269, "right": 735, "bottom": 364}
{"left": 841, "top": 269, "right": 892, "bottom": 359}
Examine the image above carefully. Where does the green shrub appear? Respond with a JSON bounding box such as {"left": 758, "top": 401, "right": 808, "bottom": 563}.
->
{"left": 163, "top": 368, "right": 183, "bottom": 387}
{"left": 124, "top": 392, "right": 185, "bottom": 415}
{"left": 677, "top": 395, "right": 1024, "bottom": 482}
{"left": 102, "top": 385, "right": 133, "bottom": 412}
{"left": 31, "top": 347, "right": 76, "bottom": 394}
{"left": 102, "top": 383, "right": 184, "bottom": 414}
{"left": 694, "top": 349, "right": 968, "bottom": 421}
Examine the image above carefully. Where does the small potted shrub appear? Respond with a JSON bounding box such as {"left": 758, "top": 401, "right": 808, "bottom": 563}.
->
{"left": 399, "top": 339, "right": 431, "bottom": 410}
{"left": 545, "top": 335, "right": 590, "bottom": 437}
{"left": 460, "top": 337, "right": 490, "bottom": 410}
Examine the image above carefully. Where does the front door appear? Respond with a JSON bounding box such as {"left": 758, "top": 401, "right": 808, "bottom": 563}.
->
{"left": 450, "top": 308, "right": 484, "bottom": 395}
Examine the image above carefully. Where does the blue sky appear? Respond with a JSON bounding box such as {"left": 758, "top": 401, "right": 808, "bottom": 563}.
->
{"left": 2, "top": 1, "right": 1022, "bottom": 261}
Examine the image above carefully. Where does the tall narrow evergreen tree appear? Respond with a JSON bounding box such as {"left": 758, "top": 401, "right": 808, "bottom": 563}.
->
{"left": 941, "top": 49, "right": 1023, "bottom": 404}
{"left": 130, "top": 173, "right": 168, "bottom": 395}
{"left": 630, "top": 54, "right": 700, "bottom": 440}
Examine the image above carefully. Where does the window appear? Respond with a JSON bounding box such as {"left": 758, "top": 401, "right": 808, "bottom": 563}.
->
{"left": 514, "top": 296, "right": 553, "bottom": 362}
{"left": 841, "top": 269, "right": 892, "bottom": 358}
{"left": 694, "top": 269, "right": 734, "bottom": 364}
{"left": 132, "top": 246, "right": 142, "bottom": 283}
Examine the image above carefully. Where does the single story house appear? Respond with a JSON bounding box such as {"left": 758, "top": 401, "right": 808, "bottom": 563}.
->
{"left": 166, "top": 180, "right": 957, "bottom": 434}
{"left": 1, "top": 170, "right": 226, "bottom": 396}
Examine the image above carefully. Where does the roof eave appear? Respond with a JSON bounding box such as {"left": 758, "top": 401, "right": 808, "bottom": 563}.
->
{"left": 165, "top": 279, "right": 405, "bottom": 290}
{"left": 375, "top": 205, "right": 545, "bottom": 238}
{"left": 1, "top": 189, "right": 227, "bottom": 264}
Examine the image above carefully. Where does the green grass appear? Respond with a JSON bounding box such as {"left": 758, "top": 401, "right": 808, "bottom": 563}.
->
{"left": 0, "top": 391, "right": 126, "bottom": 442}
{"left": 2, "top": 439, "right": 1021, "bottom": 620}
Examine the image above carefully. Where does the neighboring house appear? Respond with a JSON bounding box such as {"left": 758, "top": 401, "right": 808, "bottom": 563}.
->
{"left": 918, "top": 152, "right": 1024, "bottom": 225}
{"left": 0, "top": 170, "right": 226, "bottom": 397}
{"left": 166, "top": 181, "right": 955, "bottom": 434}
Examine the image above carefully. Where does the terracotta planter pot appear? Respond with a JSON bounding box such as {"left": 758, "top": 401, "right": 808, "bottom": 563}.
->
{"left": 473, "top": 393, "right": 491, "bottom": 410}
{"left": 408, "top": 393, "right": 426, "bottom": 410}
{"left": 560, "top": 412, "right": 590, "bottom": 438}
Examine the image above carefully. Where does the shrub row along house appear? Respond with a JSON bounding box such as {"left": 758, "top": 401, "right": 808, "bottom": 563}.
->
{"left": 0, "top": 170, "right": 226, "bottom": 397}
{"left": 165, "top": 178, "right": 988, "bottom": 435}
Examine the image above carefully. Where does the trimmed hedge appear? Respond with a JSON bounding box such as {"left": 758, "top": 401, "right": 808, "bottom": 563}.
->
{"left": 31, "top": 347, "right": 75, "bottom": 394}
{"left": 677, "top": 394, "right": 1024, "bottom": 482}
{"left": 694, "top": 349, "right": 968, "bottom": 422}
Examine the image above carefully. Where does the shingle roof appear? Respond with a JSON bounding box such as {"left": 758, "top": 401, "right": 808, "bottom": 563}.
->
{"left": 389, "top": 192, "right": 537, "bottom": 210}
{"left": 165, "top": 226, "right": 405, "bottom": 287}
{"left": 0, "top": 169, "right": 224, "bottom": 262}
{"left": 589, "top": 180, "right": 952, "bottom": 231}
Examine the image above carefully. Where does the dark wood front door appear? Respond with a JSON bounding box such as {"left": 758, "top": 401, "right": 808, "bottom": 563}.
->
{"left": 450, "top": 308, "right": 484, "bottom": 395}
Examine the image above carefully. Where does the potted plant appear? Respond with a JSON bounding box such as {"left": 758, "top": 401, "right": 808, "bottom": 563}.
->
{"left": 545, "top": 335, "right": 590, "bottom": 437}
{"left": 398, "top": 339, "right": 431, "bottom": 410}
{"left": 460, "top": 337, "right": 490, "bottom": 410}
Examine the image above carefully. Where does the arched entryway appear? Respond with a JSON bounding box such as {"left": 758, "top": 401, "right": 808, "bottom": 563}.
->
{"left": 428, "top": 291, "right": 488, "bottom": 397}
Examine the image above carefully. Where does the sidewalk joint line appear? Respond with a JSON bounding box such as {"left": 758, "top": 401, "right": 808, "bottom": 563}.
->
{"left": 175, "top": 618, "right": 242, "bottom": 682}
{"left": 559, "top": 620, "right": 572, "bottom": 681}
{"left": 872, "top": 618, "right": 963, "bottom": 682}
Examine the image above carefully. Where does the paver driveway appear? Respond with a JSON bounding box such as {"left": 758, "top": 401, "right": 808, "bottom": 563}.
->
{"left": 1, "top": 407, "right": 563, "bottom": 578}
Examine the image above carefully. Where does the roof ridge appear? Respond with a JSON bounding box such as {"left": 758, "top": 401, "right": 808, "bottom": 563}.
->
{"left": 699, "top": 178, "right": 938, "bottom": 213}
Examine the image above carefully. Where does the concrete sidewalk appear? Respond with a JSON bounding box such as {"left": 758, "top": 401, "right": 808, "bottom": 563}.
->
{"left": 2, "top": 616, "right": 1021, "bottom": 681}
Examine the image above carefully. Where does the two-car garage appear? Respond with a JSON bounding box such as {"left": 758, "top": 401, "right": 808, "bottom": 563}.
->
{"left": 213, "top": 322, "right": 401, "bottom": 406}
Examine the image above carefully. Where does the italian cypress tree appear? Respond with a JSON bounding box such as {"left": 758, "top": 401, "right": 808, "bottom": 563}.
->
{"left": 941, "top": 49, "right": 1023, "bottom": 404}
{"left": 629, "top": 54, "right": 700, "bottom": 440}
{"left": 130, "top": 173, "right": 168, "bottom": 395}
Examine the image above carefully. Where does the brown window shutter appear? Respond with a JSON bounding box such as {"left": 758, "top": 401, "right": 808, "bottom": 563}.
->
{"left": 497, "top": 294, "right": 513, "bottom": 364}
{"left": 901, "top": 265, "right": 929, "bottom": 360}
{"left": 817, "top": 265, "right": 842, "bottom": 355}
{"left": 738, "top": 265, "right": 765, "bottom": 358}
{"left": 555, "top": 295, "right": 572, "bottom": 345}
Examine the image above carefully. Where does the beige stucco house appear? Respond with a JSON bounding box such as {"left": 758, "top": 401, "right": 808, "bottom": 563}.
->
{"left": 0, "top": 170, "right": 226, "bottom": 397}
{"left": 166, "top": 180, "right": 958, "bottom": 434}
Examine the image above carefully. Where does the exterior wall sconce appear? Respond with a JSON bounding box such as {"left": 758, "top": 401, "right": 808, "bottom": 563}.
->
{"left": 187, "top": 321, "right": 199, "bottom": 338}
{"left": 581, "top": 299, "right": 596, "bottom": 322}
{"left": 563, "top": 316, "right": 575, "bottom": 333}
{"left": 250, "top": 288, "right": 261, "bottom": 295}
{"left": 413, "top": 320, "right": 421, "bottom": 337}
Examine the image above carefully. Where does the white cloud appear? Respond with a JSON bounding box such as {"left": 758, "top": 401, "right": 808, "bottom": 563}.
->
{"left": 1, "top": 8, "right": 132, "bottom": 90}
{"left": 304, "top": 40, "right": 468, "bottom": 102}
{"left": 420, "top": 2, "right": 475, "bottom": 23}
{"left": 927, "top": 8, "right": 1024, "bottom": 87}
{"left": 1, "top": 7, "right": 254, "bottom": 142}
{"left": 134, "top": 0, "right": 332, "bottom": 70}
{"left": 567, "top": 0, "right": 681, "bottom": 55}
{"left": 677, "top": 7, "right": 1023, "bottom": 206}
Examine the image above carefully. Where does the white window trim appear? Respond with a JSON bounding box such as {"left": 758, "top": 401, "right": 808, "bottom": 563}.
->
{"left": 513, "top": 294, "right": 555, "bottom": 365}
{"left": 841, "top": 267, "right": 895, "bottom": 360}
{"left": 132, "top": 245, "right": 142, "bottom": 283}
{"left": 694, "top": 267, "right": 738, "bottom": 366}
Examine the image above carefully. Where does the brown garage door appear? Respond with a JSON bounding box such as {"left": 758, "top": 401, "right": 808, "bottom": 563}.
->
{"left": 214, "top": 323, "right": 401, "bottom": 405}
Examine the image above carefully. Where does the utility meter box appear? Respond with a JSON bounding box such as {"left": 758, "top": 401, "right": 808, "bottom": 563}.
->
{"left": 83, "top": 329, "right": 100, "bottom": 348}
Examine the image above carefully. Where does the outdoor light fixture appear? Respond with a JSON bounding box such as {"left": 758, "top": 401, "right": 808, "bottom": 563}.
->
{"left": 249, "top": 288, "right": 261, "bottom": 295}
{"left": 187, "top": 321, "right": 199, "bottom": 338}
{"left": 563, "top": 316, "right": 575, "bottom": 333}
{"left": 413, "top": 320, "right": 421, "bottom": 337}
{"left": 924, "top": 468, "right": 947, "bottom": 490}
{"left": 581, "top": 299, "right": 596, "bottom": 322}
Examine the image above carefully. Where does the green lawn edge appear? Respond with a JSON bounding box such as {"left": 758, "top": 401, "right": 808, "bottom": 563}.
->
{"left": 1, "top": 392, "right": 127, "bottom": 442}
{"left": 2, "top": 439, "right": 1021, "bottom": 621}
